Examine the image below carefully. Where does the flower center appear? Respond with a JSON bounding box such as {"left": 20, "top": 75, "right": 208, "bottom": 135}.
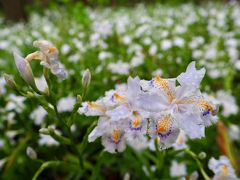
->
{"left": 156, "top": 114, "right": 172, "bottom": 134}
{"left": 111, "top": 129, "right": 121, "bottom": 144}
{"left": 113, "top": 92, "right": 126, "bottom": 103}
{"left": 130, "top": 111, "right": 142, "bottom": 130}
{"left": 220, "top": 164, "right": 229, "bottom": 176}
{"left": 47, "top": 47, "right": 57, "bottom": 54}
{"left": 132, "top": 118, "right": 141, "bottom": 128}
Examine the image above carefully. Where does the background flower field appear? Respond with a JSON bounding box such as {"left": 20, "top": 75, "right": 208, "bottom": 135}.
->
{"left": 0, "top": 1, "right": 240, "bottom": 179}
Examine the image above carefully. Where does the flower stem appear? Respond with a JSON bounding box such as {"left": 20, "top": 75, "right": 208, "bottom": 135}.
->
{"left": 32, "top": 160, "right": 79, "bottom": 180}
{"left": 184, "top": 149, "right": 210, "bottom": 180}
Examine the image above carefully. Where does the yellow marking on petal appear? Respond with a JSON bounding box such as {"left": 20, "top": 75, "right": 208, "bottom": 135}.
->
{"left": 132, "top": 118, "right": 141, "bottom": 128}
{"left": 154, "top": 75, "right": 175, "bottom": 102}
{"left": 176, "top": 98, "right": 196, "bottom": 105}
{"left": 197, "top": 99, "right": 214, "bottom": 113}
{"left": 87, "top": 102, "right": 105, "bottom": 112}
{"left": 111, "top": 129, "right": 120, "bottom": 143}
{"left": 131, "top": 111, "right": 141, "bottom": 128}
{"left": 220, "top": 165, "right": 229, "bottom": 176}
{"left": 47, "top": 47, "right": 57, "bottom": 54}
{"left": 114, "top": 92, "right": 126, "bottom": 103}
{"left": 156, "top": 114, "right": 172, "bottom": 134}
{"left": 176, "top": 134, "right": 184, "bottom": 145}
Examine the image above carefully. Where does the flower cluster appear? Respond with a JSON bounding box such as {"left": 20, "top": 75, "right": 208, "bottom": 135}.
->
{"left": 79, "top": 62, "right": 218, "bottom": 153}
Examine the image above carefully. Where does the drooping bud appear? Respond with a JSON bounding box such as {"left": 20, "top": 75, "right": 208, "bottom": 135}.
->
{"left": 3, "top": 73, "right": 18, "bottom": 91}
{"left": 82, "top": 69, "right": 91, "bottom": 89}
{"left": 26, "top": 146, "right": 37, "bottom": 160}
{"left": 13, "top": 52, "right": 37, "bottom": 90}
{"left": 39, "top": 128, "right": 49, "bottom": 135}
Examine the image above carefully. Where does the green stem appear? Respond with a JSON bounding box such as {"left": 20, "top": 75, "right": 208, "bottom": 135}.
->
{"left": 154, "top": 139, "right": 165, "bottom": 171}
{"left": 4, "top": 134, "right": 31, "bottom": 175}
{"left": 32, "top": 160, "right": 79, "bottom": 180}
{"left": 184, "top": 149, "right": 210, "bottom": 180}
{"left": 48, "top": 128, "right": 71, "bottom": 145}
{"left": 90, "top": 150, "right": 105, "bottom": 180}
{"left": 78, "top": 121, "right": 97, "bottom": 168}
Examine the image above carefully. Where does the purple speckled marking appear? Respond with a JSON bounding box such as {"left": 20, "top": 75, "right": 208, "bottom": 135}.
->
{"left": 149, "top": 80, "right": 154, "bottom": 87}
{"left": 110, "top": 94, "right": 115, "bottom": 102}
{"left": 156, "top": 124, "right": 172, "bottom": 140}
{"left": 203, "top": 109, "right": 211, "bottom": 116}
{"left": 84, "top": 105, "right": 89, "bottom": 112}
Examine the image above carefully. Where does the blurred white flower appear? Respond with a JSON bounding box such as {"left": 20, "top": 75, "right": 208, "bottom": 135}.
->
{"left": 98, "top": 51, "right": 112, "bottom": 61}
{"left": 6, "top": 94, "right": 26, "bottom": 113}
{"left": 108, "top": 61, "right": 130, "bottom": 75}
{"left": 0, "top": 139, "right": 4, "bottom": 148}
{"left": 216, "top": 90, "right": 238, "bottom": 117}
{"left": 208, "top": 156, "right": 237, "bottom": 180}
{"left": 161, "top": 39, "right": 172, "bottom": 50}
{"left": 122, "top": 35, "right": 132, "bottom": 45}
{"left": 228, "top": 124, "right": 240, "bottom": 141}
{"left": 130, "top": 54, "right": 144, "bottom": 67}
{"left": 149, "top": 44, "right": 157, "bottom": 56}
{"left": 170, "top": 160, "right": 186, "bottom": 178}
{"left": 0, "top": 158, "right": 7, "bottom": 170}
{"left": 151, "top": 69, "right": 163, "bottom": 77}
{"left": 57, "top": 96, "right": 76, "bottom": 113}
{"left": 61, "top": 44, "right": 71, "bottom": 55}
{"left": 234, "top": 60, "right": 240, "bottom": 70}
{"left": 174, "top": 37, "right": 185, "bottom": 47}
{"left": 30, "top": 106, "right": 47, "bottom": 125}
{"left": 38, "top": 134, "right": 59, "bottom": 146}
{"left": 0, "top": 77, "right": 6, "bottom": 95}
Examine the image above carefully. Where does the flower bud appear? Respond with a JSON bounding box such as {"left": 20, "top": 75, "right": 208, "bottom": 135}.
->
{"left": 13, "top": 52, "right": 37, "bottom": 90}
{"left": 77, "top": 95, "right": 82, "bottom": 104}
{"left": 26, "top": 91, "right": 35, "bottom": 98}
{"left": 3, "top": 73, "right": 18, "bottom": 91}
{"left": 47, "top": 127, "right": 71, "bottom": 145}
{"left": 26, "top": 146, "right": 37, "bottom": 160}
{"left": 39, "top": 128, "right": 49, "bottom": 135}
{"left": 198, "top": 152, "right": 206, "bottom": 159}
{"left": 82, "top": 69, "right": 91, "bottom": 89}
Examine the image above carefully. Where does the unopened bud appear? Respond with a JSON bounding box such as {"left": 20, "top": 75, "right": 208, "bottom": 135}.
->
{"left": 82, "top": 69, "right": 91, "bottom": 88}
{"left": 47, "top": 127, "right": 71, "bottom": 145}
{"left": 39, "top": 128, "right": 49, "bottom": 135}
{"left": 198, "top": 152, "right": 206, "bottom": 159}
{"left": 26, "top": 91, "right": 35, "bottom": 98}
{"left": 13, "top": 52, "right": 37, "bottom": 90}
{"left": 3, "top": 74, "right": 18, "bottom": 91}
{"left": 77, "top": 95, "right": 82, "bottom": 104}
{"left": 26, "top": 146, "right": 37, "bottom": 159}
